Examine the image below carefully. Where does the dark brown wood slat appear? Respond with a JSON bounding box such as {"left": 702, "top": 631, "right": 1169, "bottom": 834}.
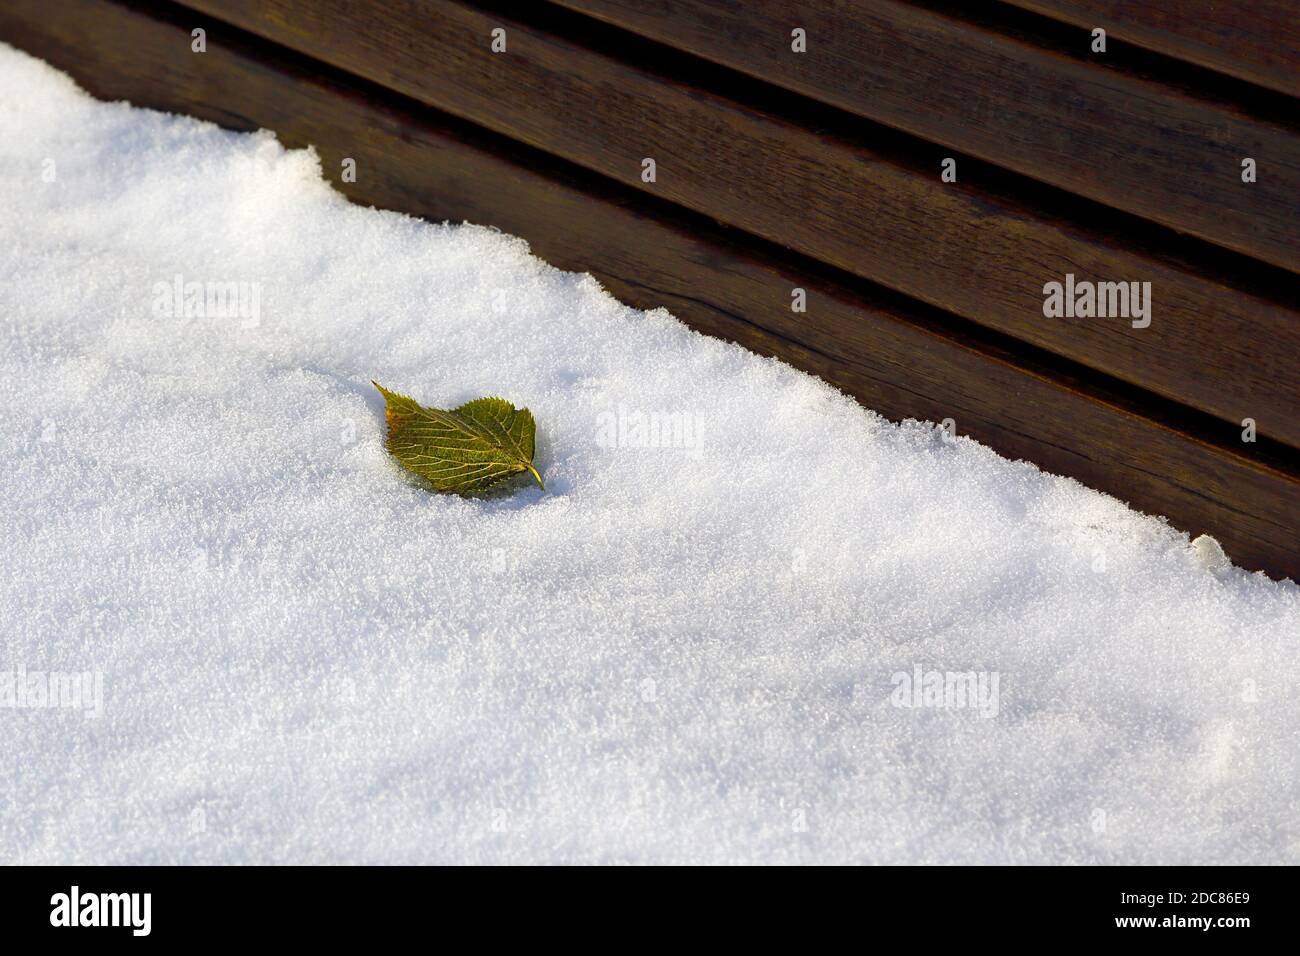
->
{"left": 161, "top": 0, "right": 1300, "bottom": 453}
{"left": 551, "top": 0, "right": 1299, "bottom": 272}
{"left": 3, "top": 0, "right": 1298, "bottom": 579}
{"left": 1001, "top": 0, "right": 1300, "bottom": 98}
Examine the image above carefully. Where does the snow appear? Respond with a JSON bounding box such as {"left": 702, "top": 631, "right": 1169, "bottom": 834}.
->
{"left": 2, "top": 43, "right": 1297, "bottom": 865}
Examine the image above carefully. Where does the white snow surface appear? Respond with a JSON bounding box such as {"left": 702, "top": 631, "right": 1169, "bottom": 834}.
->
{"left": 2, "top": 44, "right": 1297, "bottom": 865}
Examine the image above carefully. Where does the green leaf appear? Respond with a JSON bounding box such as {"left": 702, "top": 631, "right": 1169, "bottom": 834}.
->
{"left": 373, "top": 382, "right": 543, "bottom": 494}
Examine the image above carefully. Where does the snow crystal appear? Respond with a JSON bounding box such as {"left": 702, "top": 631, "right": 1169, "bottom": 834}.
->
{"left": 1, "top": 44, "right": 1297, "bottom": 864}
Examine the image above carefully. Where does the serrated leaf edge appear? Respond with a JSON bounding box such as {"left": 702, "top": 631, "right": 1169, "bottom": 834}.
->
{"left": 373, "top": 381, "right": 544, "bottom": 493}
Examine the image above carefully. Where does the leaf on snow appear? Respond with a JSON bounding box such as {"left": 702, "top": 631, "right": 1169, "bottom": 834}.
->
{"left": 373, "top": 382, "right": 543, "bottom": 494}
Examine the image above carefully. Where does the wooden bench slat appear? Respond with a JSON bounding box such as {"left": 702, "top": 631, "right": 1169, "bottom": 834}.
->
{"left": 1002, "top": 0, "right": 1300, "bottom": 98}
{"left": 162, "top": 0, "right": 1300, "bottom": 450}
{"left": 4, "top": 0, "right": 1297, "bottom": 578}
{"left": 550, "top": 0, "right": 1299, "bottom": 273}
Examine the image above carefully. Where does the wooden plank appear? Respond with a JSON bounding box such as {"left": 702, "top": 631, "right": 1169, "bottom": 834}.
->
{"left": 550, "top": 0, "right": 1300, "bottom": 272}
{"left": 163, "top": 0, "right": 1300, "bottom": 452}
{"left": 4, "top": 0, "right": 1298, "bottom": 579}
{"left": 1001, "top": 0, "right": 1300, "bottom": 98}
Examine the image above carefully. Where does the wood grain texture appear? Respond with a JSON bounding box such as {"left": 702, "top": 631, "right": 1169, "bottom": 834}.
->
{"left": 1001, "top": 0, "right": 1300, "bottom": 98}
{"left": 4, "top": 0, "right": 1298, "bottom": 579}
{"left": 551, "top": 0, "right": 1300, "bottom": 272}
{"left": 163, "top": 0, "right": 1300, "bottom": 452}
